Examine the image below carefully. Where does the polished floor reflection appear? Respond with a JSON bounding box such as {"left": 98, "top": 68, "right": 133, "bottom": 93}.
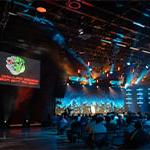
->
{"left": 0, "top": 127, "right": 88, "bottom": 150}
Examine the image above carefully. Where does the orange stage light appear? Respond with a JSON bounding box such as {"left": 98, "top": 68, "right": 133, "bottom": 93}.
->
{"left": 36, "top": 7, "right": 47, "bottom": 13}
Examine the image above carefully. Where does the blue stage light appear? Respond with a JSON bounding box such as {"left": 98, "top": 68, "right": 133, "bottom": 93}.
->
{"left": 137, "top": 93, "right": 143, "bottom": 96}
{"left": 136, "top": 88, "right": 143, "bottom": 91}
{"left": 126, "top": 97, "right": 132, "bottom": 100}
{"left": 126, "top": 93, "right": 132, "bottom": 96}
{"left": 126, "top": 88, "right": 132, "bottom": 91}
{"left": 143, "top": 13, "right": 150, "bottom": 17}
{"left": 127, "top": 62, "right": 131, "bottom": 66}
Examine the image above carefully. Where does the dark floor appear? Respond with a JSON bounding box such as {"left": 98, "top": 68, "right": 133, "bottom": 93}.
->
{"left": 1, "top": 127, "right": 149, "bottom": 150}
{"left": 0, "top": 127, "right": 97, "bottom": 150}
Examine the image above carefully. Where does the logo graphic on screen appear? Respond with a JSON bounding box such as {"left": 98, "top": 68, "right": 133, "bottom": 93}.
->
{"left": 6, "top": 56, "right": 25, "bottom": 75}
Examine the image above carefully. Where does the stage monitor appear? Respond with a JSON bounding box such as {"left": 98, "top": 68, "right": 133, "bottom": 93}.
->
{"left": 0, "top": 51, "right": 40, "bottom": 88}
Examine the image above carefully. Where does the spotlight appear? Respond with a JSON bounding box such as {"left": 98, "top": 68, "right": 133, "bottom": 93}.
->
{"left": 127, "top": 62, "right": 130, "bottom": 66}
{"left": 67, "top": 83, "right": 69, "bottom": 86}
{"left": 96, "top": 85, "right": 99, "bottom": 88}
{"left": 110, "top": 71, "right": 113, "bottom": 74}
{"left": 146, "top": 65, "right": 149, "bottom": 69}
{"left": 4, "top": 120, "right": 7, "bottom": 123}
{"left": 89, "top": 68, "right": 92, "bottom": 71}
{"left": 78, "top": 29, "right": 84, "bottom": 35}
{"left": 78, "top": 69, "right": 81, "bottom": 74}
{"left": 36, "top": 7, "right": 47, "bottom": 13}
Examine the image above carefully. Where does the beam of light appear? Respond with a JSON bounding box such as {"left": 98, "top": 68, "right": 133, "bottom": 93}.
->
{"left": 101, "top": 39, "right": 112, "bottom": 44}
{"left": 16, "top": 88, "right": 33, "bottom": 109}
{"left": 124, "top": 72, "right": 135, "bottom": 88}
{"left": 130, "top": 47, "right": 139, "bottom": 51}
{"left": 133, "top": 21, "right": 145, "bottom": 28}
{"left": 135, "top": 69, "right": 149, "bottom": 84}
{"left": 116, "top": 33, "right": 125, "bottom": 38}
{"left": 69, "top": 76, "right": 79, "bottom": 82}
{"left": 113, "top": 38, "right": 122, "bottom": 43}
{"left": 142, "top": 50, "right": 150, "bottom": 54}
{"left": 110, "top": 63, "right": 115, "bottom": 74}
{"left": 124, "top": 83, "right": 130, "bottom": 89}
{"left": 116, "top": 43, "right": 126, "bottom": 47}
{"left": 143, "top": 13, "right": 150, "bottom": 17}
{"left": 16, "top": 12, "right": 89, "bottom": 71}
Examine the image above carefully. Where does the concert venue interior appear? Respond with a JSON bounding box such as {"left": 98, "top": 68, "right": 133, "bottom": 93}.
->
{"left": 0, "top": 0, "right": 150, "bottom": 149}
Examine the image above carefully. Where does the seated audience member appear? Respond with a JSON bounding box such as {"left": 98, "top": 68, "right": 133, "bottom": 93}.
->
{"left": 86, "top": 116, "right": 96, "bottom": 134}
{"left": 117, "top": 115, "right": 123, "bottom": 128}
{"left": 67, "top": 116, "right": 81, "bottom": 143}
{"left": 124, "top": 121, "right": 150, "bottom": 149}
{"left": 86, "top": 116, "right": 107, "bottom": 148}
{"left": 57, "top": 115, "right": 68, "bottom": 134}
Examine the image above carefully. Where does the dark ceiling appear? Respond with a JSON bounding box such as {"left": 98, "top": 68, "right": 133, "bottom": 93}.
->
{"left": 0, "top": 0, "right": 150, "bottom": 85}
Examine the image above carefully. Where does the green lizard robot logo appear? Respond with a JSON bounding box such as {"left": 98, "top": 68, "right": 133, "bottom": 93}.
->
{"left": 6, "top": 56, "right": 25, "bottom": 75}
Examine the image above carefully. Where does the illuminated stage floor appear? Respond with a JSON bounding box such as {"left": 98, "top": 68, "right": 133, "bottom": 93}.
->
{"left": 0, "top": 127, "right": 89, "bottom": 150}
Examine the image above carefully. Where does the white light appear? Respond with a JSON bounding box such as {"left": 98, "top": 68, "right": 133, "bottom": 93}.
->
{"left": 146, "top": 65, "right": 149, "bottom": 69}
{"left": 130, "top": 47, "right": 139, "bottom": 51}
{"left": 142, "top": 50, "right": 150, "bottom": 54}
{"left": 116, "top": 43, "right": 126, "bottom": 47}
{"left": 4, "top": 120, "right": 7, "bottom": 123}
{"left": 96, "top": 85, "right": 99, "bottom": 88}
{"left": 127, "top": 62, "right": 131, "bottom": 66}
{"left": 67, "top": 83, "right": 69, "bottom": 86}
{"left": 133, "top": 22, "right": 145, "bottom": 28}
{"left": 79, "top": 31, "right": 84, "bottom": 35}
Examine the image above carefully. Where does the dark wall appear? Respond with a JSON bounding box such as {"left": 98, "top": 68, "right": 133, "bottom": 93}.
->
{"left": 0, "top": 14, "right": 67, "bottom": 124}
{"left": 0, "top": 45, "right": 66, "bottom": 124}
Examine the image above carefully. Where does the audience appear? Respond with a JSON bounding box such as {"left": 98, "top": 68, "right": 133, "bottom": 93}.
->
{"left": 53, "top": 111, "right": 150, "bottom": 149}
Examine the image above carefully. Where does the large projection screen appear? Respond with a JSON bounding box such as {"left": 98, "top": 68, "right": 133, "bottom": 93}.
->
{"left": 0, "top": 51, "right": 40, "bottom": 88}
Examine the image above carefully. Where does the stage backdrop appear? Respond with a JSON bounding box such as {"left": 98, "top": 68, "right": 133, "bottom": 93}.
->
{"left": 124, "top": 85, "right": 150, "bottom": 113}
{"left": 56, "top": 85, "right": 124, "bottom": 115}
